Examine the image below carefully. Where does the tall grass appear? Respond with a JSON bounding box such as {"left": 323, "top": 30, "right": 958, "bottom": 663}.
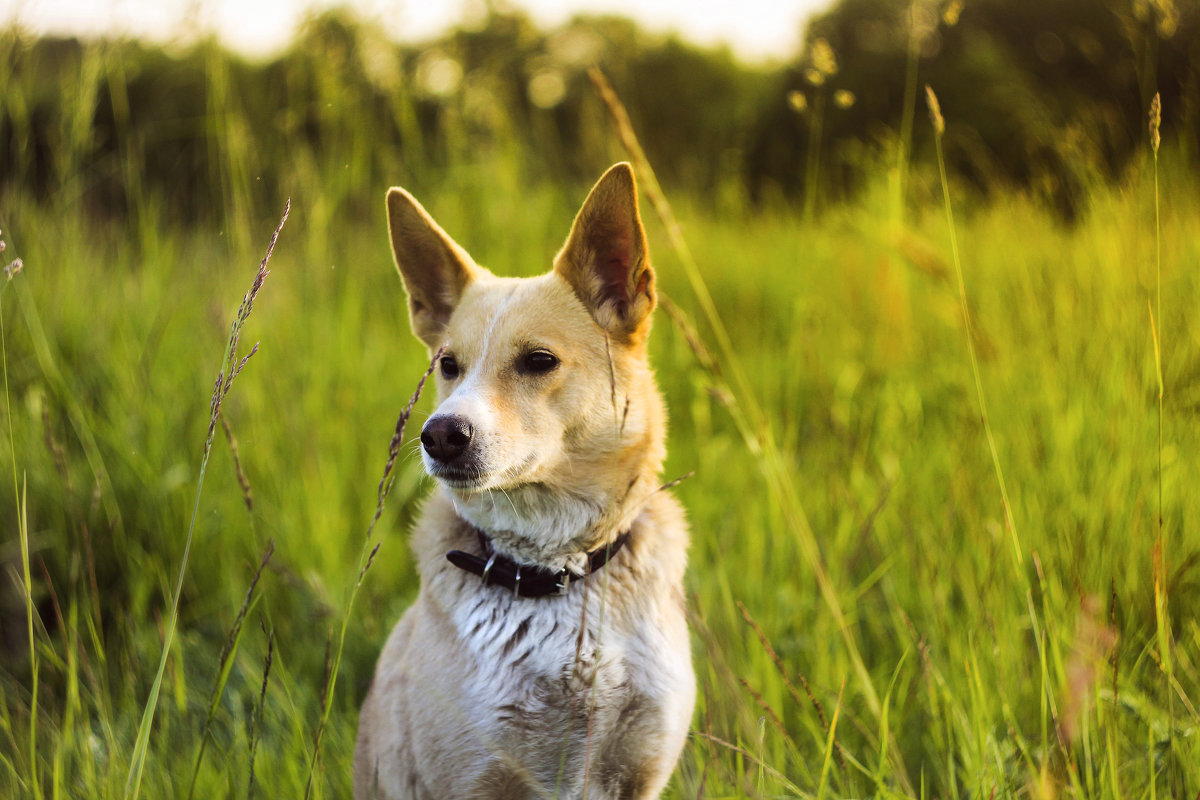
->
{"left": 925, "top": 84, "right": 1021, "bottom": 569}
{"left": 126, "top": 200, "right": 288, "bottom": 800}
{"left": 3, "top": 230, "right": 38, "bottom": 800}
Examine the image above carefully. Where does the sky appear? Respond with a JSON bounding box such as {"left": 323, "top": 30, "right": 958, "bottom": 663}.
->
{"left": 0, "top": 0, "right": 831, "bottom": 63}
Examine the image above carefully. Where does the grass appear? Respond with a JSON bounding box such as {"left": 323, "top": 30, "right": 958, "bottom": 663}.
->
{"left": 126, "top": 199, "right": 287, "bottom": 800}
{"left": 2, "top": 33, "right": 1200, "bottom": 800}
{"left": 4, "top": 257, "right": 38, "bottom": 799}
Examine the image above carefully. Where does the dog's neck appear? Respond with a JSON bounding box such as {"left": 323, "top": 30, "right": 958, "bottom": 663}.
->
{"left": 446, "top": 473, "right": 650, "bottom": 573}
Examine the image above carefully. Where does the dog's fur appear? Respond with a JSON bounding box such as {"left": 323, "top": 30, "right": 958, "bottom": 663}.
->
{"left": 354, "top": 164, "right": 695, "bottom": 799}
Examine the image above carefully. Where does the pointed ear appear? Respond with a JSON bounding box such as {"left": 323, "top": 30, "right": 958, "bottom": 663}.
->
{"left": 386, "top": 187, "right": 478, "bottom": 349}
{"left": 554, "top": 163, "right": 654, "bottom": 341}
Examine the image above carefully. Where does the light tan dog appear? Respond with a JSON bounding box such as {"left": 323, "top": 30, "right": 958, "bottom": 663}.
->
{"left": 355, "top": 164, "right": 695, "bottom": 799}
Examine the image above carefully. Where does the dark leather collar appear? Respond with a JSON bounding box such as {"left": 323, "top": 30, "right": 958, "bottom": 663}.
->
{"left": 446, "top": 529, "right": 631, "bottom": 599}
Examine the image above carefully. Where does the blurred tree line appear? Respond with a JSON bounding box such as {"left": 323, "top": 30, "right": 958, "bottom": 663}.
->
{"left": 751, "top": 0, "right": 1199, "bottom": 217}
{"left": 0, "top": 0, "right": 1196, "bottom": 223}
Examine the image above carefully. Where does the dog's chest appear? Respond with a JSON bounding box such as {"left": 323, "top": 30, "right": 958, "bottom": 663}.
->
{"left": 447, "top": 584, "right": 667, "bottom": 781}
{"left": 451, "top": 586, "right": 635, "bottom": 703}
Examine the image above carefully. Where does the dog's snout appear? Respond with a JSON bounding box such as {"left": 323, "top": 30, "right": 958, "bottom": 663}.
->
{"left": 421, "top": 416, "right": 474, "bottom": 463}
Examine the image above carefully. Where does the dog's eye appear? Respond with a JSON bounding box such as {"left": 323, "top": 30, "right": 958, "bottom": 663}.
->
{"left": 519, "top": 350, "right": 559, "bottom": 375}
{"left": 440, "top": 356, "right": 460, "bottom": 379}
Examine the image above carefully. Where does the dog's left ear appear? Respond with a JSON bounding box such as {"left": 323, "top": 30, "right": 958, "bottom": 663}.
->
{"left": 555, "top": 163, "right": 654, "bottom": 342}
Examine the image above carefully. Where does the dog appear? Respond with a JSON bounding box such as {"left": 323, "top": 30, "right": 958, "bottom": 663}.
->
{"left": 354, "top": 163, "right": 695, "bottom": 799}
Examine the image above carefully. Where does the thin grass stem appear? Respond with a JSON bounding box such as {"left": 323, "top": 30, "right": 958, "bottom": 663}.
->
{"left": 3, "top": 244, "right": 41, "bottom": 800}
{"left": 1147, "top": 89, "right": 1175, "bottom": 781}
{"left": 125, "top": 200, "right": 288, "bottom": 800}
{"left": 247, "top": 617, "right": 275, "bottom": 800}
{"left": 186, "top": 540, "right": 274, "bottom": 800}
{"left": 804, "top": 88, "right": 825, "bottom": 222}
{"left": 926, "top": 85, "right": 1023, "bottom": 570}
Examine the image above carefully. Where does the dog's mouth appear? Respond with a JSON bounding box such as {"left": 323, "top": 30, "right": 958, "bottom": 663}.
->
{"left": 425, "top": 451, "right": 539, "bottom": 492}
{"left": 426, "top": 463, "right": 489, "bottom": 489}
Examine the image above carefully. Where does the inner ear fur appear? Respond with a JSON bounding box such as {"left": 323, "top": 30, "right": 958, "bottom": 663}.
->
{"left": 386, "top": 187, "right": 478, "bottom": 349}
{"left": 554, "top": 163, "right": 655, "bottom": 342}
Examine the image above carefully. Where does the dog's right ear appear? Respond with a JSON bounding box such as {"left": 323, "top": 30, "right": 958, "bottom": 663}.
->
{"left": 386, "top": 187, "right": 478, "bottom": 349}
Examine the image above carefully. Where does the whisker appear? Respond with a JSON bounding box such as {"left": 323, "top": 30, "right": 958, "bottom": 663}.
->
{"left": 497, "top": 486, "right": 519, "bottom": 516}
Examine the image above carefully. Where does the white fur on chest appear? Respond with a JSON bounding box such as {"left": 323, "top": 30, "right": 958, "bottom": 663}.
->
{"left": 450, "top": 579, "right": 629, "bottom": 706}
{"left": 437, "top": 575, "right": 693, "bottom": 800}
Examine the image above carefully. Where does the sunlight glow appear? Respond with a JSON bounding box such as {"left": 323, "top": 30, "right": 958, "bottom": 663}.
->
{"left": 0, "top": 0, "right": 829, "bottom": 62}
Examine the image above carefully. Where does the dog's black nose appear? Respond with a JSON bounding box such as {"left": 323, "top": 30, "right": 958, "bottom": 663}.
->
{"left": 421, "top": 416, "right": 474, "bottom": 463}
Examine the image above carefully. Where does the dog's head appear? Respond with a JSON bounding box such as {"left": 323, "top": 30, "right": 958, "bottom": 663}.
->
{"left": 386, "top": 164, "right": 665, "bottom": 561}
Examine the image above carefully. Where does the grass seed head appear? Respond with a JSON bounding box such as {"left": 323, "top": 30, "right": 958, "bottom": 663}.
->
{"left": 943, "top": 0, "right": 963, "bottom": 26}
{"left": 811, "top": 38, "right": 838, "bottom": 77}
{"left": 925, "top": 84, "right": 945, "bottom": 136}
{"left": 1149, "top": 92, "right": 1161, "bottom": 153}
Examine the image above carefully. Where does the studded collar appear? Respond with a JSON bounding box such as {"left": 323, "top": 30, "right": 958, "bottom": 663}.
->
{"left": 445, "top": 529, "right": 631, "bottom": 599}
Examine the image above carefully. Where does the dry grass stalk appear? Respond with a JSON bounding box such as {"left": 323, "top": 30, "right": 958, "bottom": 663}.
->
{"left": 187, "top": 540, "right": 276, "bottom": 799}
{"left": 304, "top": 631, "right": 335, "bottom": 798}
{"left": 205, "top": 200, "right": 289, "bottom": 450}
{"left": 656, "top": 292, "right": 720, "bottom": 377}
{"left": 925, "top": 84, "right": 945, "bottom": 135}
{"left": 657, "top": 471, "right": 694, "bottom": 492}
{"left": 690, "top": 732, "right": 806, "bottom": 796}
{"left": 127, "top": 199, "right": 289, "bottom": 800}
{"left": 1149, "top": 92, "right": 1161, "bottom": 154}
{"left": 1146, "top": 95, "right": 1170, "bottom": 688}
{"left": 246, "top": 616, "right": 275, "bottom": 800}
{"left": 220, "top": 414, "right": 253, "bottom": 511}
{"left": 737, "top": 602, "right": 818, "bottom": 723}
{"left": 368, "top": 344, "right": 445, "bottom": 538}
{"left": 737, "top": 676, "right": 787, "bottom": 735}
{"left": 215, "top": 542, "right": 274, "bottom": 683}
{"left": 737, "top": 600, "right": 845, "bottom": 769}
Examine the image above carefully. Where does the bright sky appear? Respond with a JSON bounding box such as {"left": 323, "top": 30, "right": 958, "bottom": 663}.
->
{"left": 0, "top": 0, "right": 831, "bottom": 63}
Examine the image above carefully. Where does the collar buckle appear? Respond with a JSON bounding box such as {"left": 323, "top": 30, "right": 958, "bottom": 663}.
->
{"left": 479, "top": 552, "right": 498, "bottom": 585}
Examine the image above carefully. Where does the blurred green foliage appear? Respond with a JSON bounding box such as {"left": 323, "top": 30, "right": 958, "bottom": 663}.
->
{"left": 2, "top": 0, "right": 1197, "bottom": 227}
{"left": 0, "top": 8, "right": 773, "bottom": 229}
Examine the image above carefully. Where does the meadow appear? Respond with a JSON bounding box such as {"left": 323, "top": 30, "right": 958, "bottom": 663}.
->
{"left": 2, "top": 10, "right": 1199, "bottom": 799}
